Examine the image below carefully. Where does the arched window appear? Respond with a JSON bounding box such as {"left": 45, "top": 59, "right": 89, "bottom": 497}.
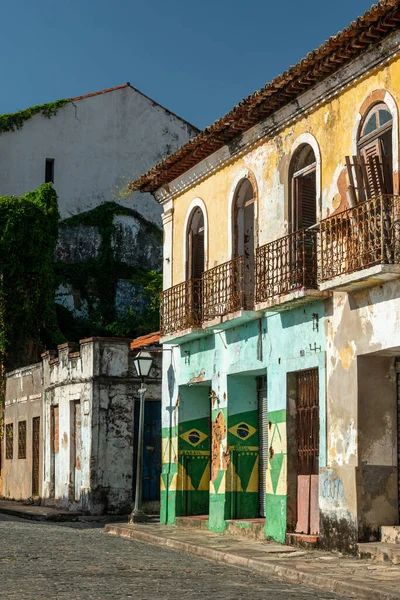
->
{"left": 289, "top": 144, "right": 317, "bottom": 232}
{"left": 357, "top": 103, "right": 393, "bottom": 197}
{"left": 186, "top": 207, "right": 205, "bottom": 280}
{"left": 233, "top": 178, "right": 255, "bottom": 307}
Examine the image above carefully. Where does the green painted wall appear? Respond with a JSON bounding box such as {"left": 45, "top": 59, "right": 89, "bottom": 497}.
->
{"left": 226, "top": 375, "right": 259, "bottom": 520}
{"left": 161, "top": 300, "right": 327, "bottom": 541}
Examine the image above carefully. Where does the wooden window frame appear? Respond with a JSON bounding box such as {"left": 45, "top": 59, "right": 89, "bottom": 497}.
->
{"left": 5, "top": 423, "right": 13, "bottom": 460}
{"left": 18, "top": 420, "right": 27, "bottom": 459}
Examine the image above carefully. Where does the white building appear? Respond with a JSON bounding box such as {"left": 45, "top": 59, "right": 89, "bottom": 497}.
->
{"left": 0, "top": 83, "right": 198, "bottom": 226}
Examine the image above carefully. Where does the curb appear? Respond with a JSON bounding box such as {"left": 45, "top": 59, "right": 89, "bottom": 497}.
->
{"left": 105, "top": 524, "right": 400, "bottom": 600}
{"left": 0, "top": 507, "right": 82, "bottom": 522}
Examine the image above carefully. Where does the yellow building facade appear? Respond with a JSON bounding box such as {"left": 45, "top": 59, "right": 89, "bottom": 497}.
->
{"left": 132, "top": 1, "right": 400, "bottom": 551}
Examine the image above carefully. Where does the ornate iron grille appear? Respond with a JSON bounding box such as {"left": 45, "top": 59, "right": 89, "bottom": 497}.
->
{"left": 160, "top": 279, "right": 202, "bottom": 336}
{"left": 32, "top": 417, "right": 40, "bottom": 496}
{"left": 5, "top": 423, "right": 13, "bottom": 460}
{"left": 296, "top": 369, "right": 319, "bottom": 476}
{"left": 255, "top": 228, "right": 318, "bottom": 303}
{"left": 319, "top": 194, "right": 400, "bottom": 281}
{"left": 18, "top": 421, "right": 27, "bottom": 459}
{"left": 202, "top": 256, "right": 245, "bottom": 320}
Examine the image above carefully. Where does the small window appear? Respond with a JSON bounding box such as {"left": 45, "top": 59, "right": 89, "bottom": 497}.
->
{"left": 5, "top": 424, "right": 13, "bottom": 460}
{"left": 18, "top": 421, "right": 27, "bottom": 459}
{"left": 45, "top": 158, "right": 55, "bottom": 183}
{"left": 51, "top": 406, "right": 59, "bottom": 454}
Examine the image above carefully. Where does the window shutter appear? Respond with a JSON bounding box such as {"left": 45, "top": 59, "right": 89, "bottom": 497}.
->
{"left": 187, "top": 231, "right": 193, "bottom": 279}
{"left": 360, "top": 139, "right": 384, "bottom": 198}
{"left": 293, "top": 172, "right": 316, "bottom": 231}
{"left": 192, "top": 233, "right": 205, "bottom": 280}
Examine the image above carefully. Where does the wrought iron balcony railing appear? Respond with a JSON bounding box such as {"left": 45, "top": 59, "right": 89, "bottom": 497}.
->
{"left": 319, "top": 194, "right": 400, "bottom": 282}
{"left": 160, "top": 279, "right": 202, "bottom": 336}
{"left": 255, "top": 228, "right": 318, "bottom": 303}
{"left": 202, "top": 256, "right": 246, "bottom": 321}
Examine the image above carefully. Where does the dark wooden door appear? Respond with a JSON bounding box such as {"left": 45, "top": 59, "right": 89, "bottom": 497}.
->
{"left": 32, "top": 417, "right": 40, "bottom": 496}
{"left": 295, "top": 369, "right": 319, "bottom": 535}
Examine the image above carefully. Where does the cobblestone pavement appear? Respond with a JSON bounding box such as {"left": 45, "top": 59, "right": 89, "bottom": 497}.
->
{"left": 0, "top": 513, "right": 346, "bottom": 600}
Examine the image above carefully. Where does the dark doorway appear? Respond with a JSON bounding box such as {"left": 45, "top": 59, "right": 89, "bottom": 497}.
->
{"left": 133, "top": 399, "right": 161, "bottom": 504}
{"left": 287, "top": 369, "right": 320, "bottom": 536}
{"left": 32, "top": 417, "right": 40, "bottom": 496}
{"left": 233, "top": 179, "right": 255, "bottom": 308}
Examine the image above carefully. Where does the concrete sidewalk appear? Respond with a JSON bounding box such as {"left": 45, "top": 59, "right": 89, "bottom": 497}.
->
{"left": 105, "top": 523, "right": 400, "bottom": 600}
{"left": 0, "top": 499, "right": 129, "bottom": 523}
{"left": 0, "top": 499, "right": 83, "bottom": 521}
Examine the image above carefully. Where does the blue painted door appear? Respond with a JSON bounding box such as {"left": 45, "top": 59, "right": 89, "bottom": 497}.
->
{"left": 134, "top": 400, "right": 161, "bottom": 502}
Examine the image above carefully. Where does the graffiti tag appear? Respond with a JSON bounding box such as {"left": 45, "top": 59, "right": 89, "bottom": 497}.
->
{"left": 321, "top": 477, "right": 344, "bottom": 501}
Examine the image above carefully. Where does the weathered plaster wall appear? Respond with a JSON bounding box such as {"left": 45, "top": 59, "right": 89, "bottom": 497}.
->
{"left": 0, "top": 86, "right": 197, "bottom": 226}
{"left": 41, "top": 339, "right": 161, "bottom": 514}
{"left": 161, "top": 302, "right": 326, "bottom": 542}
{"left": 54, "top": 205, "right": 162, "bottom": 332}
{"left": 325, "top": 283, "right": 400, "bottom": 546}
{"left": 2, "top": 364, "right": 43, "bottom": 499}
{"left": 169, "top": 50, "right": 400, "bottom": 286}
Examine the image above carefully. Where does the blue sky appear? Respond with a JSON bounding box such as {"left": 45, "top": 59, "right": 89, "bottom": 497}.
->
{"left": 2, "top": 0, "right": 375, "bottom": 129}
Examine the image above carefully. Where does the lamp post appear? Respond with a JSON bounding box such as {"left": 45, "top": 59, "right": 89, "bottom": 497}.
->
{"left": 130, "top": 350, "right": 153, "bottom": 524}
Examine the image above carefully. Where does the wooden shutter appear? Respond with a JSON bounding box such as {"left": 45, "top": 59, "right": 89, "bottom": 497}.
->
{"left": 293, "top": 171, "right": 316, "bottom": 231}
{"left": 360, "top": 139, "right": 384, "bottom": 198}
{"left": 192, "top": 233, "right": 205, "bottom": 279}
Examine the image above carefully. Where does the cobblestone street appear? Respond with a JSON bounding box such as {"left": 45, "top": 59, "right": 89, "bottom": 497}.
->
{"left": 0, "top": 514, "right": 346, "bottom": 600}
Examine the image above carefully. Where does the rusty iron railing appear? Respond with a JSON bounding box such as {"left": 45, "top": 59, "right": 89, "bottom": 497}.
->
{"left": 319, "top": 194, "right": 400, "bottom": 281}
{"left": 202, "top": 256, "right": 246, "bottom": 321}
{"left": 255, "top": 228, "right": 318, "bottom": 302}
{"left": 160, "top": 279, "right": 203, "bottom": 336}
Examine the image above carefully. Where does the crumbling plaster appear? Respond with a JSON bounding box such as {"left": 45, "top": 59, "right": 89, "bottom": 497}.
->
{"left": 169, "top": 53, "right": 400, "bottom": 286}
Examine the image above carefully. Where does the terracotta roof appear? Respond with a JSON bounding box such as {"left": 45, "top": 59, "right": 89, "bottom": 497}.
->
{"left": 129, "top": 0, "right": 400, "bottom": 194}
{"left": 71, "top": 83, "right": 130, "bottom": 102}
{"left": 130, "top": 331, "right": 161, "bottom": 350}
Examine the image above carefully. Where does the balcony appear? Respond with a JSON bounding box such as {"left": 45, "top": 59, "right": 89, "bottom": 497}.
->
{"left": 255, "top": 228, "right": 328, "bottom": 311}
{"left": 319, "top": 195, "right": 400, "bottom": 292}
{"left": 160, "top": 279, "right": 205, "bottom": 343}
{"left": 202, "top": 256, "right": 260, "bottom": 330}
{"left": 160, "top": 258, "right": 261, "bottom": 342}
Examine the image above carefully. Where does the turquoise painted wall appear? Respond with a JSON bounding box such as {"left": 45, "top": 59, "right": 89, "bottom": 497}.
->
{"left": 161, "top": 300, "right": 327, "bottom": 540}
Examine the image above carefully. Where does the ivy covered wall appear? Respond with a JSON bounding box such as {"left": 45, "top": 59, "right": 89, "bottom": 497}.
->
{"left": 54, "top": 202, "right": 162, "bottom": 342}
{"left": 0, "top": 184, "right": 64, "bottom": 371}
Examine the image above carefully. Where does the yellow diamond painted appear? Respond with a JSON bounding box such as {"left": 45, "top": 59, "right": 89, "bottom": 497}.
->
{"left": 229, "top": 422, "right": 256, "bottom": 441}
{"left": 180, "top": 429, "right": 208, "bottom": 447}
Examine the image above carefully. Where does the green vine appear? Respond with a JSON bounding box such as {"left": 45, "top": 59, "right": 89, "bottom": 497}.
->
{"left": 0, "top": 99, "right": 69, "bottom": 134}
{"left": 0, "top": 184, "right": 65, "bottom": 370}
{"left": 56, "top": 202, "right": 162, "bottom": 341}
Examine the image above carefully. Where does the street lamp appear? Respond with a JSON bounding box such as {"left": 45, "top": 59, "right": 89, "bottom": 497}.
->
{"left": 130, "top": 350, "right": 153, "bottom": 524}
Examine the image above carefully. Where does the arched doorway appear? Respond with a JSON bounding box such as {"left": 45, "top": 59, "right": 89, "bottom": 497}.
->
{"left": 186, "top": 207, "right": 205, "bottom": 321}
{"left": 232, "top": 178, "right": 255, "bottom": 307}
{"left": 289, "top": 144, "right": 317, "bottom": 233}
{"left": 357, "top": 103, "right": 393, "bottom": 198}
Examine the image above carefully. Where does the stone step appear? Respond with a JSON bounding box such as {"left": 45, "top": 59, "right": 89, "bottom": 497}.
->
{"left": 175, "top": 516, "right": 209, "bottom": 530}
{"left": 381, "top": 526, "right": 400, "bottom": 544}
{"left": 358, "top": 542, "right": 400, "bottom": 564}
{"left": 286, "top": 532, "right": 319, "bottom": 549}
{"left": 225, "top": 519, "right": 266, "bottom": 541}
{"left": 175, "top": 516, "right": 266, "bottom": 540}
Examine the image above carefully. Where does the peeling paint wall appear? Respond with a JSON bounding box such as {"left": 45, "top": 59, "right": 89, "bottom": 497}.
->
{"left": 0, "top": 86, "right": 198, "bottom": 226}
{"left": 2, "top": 364, "right": 43, "bottom": 500}
{"left": 161, "top": 34, "right": 400, "bottom": 551}
{"left": 4, "top": 340, "right": 162, "bottom": 515}
{"left": 169, "top": 42, "right": 400, "bottom": 285}
{"left": 161, "top": 303, "right": 326, "bottom": 541}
